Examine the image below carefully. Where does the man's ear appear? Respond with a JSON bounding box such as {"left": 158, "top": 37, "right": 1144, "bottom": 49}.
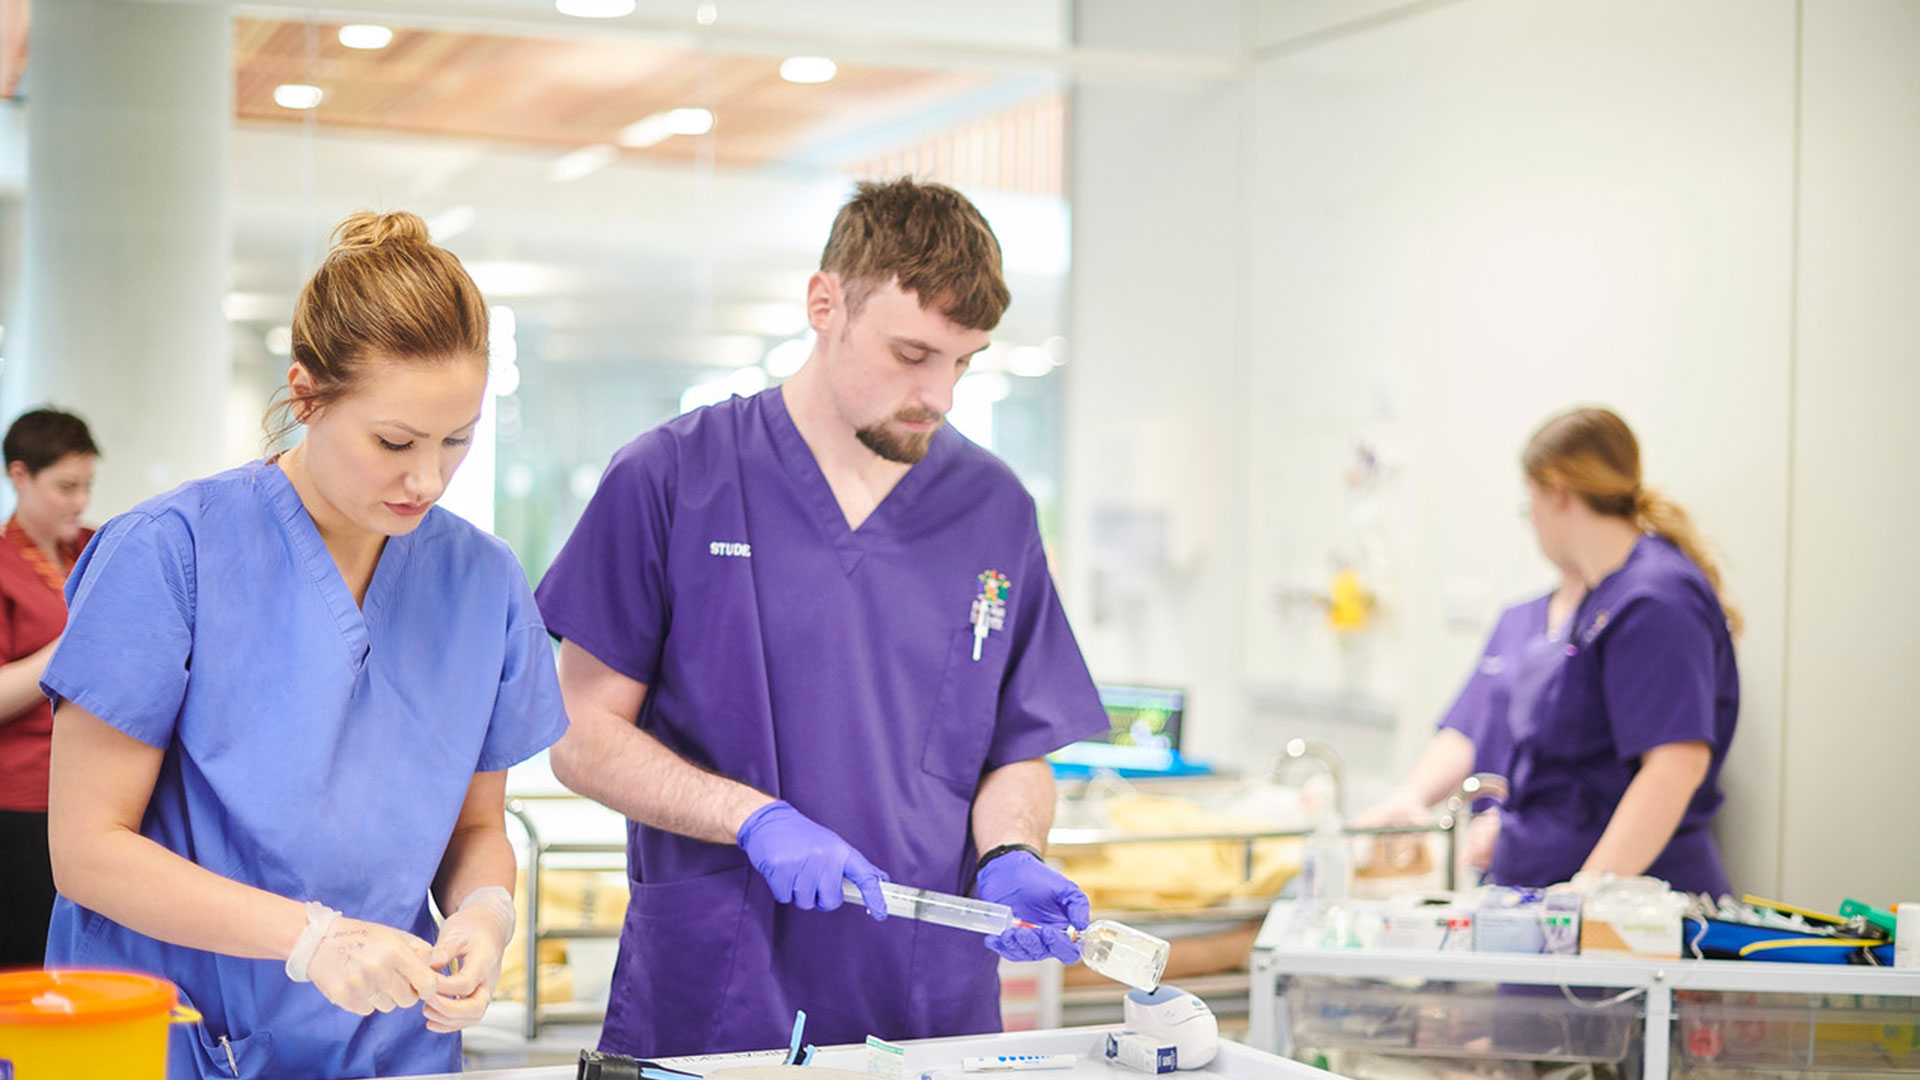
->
{"left": 806, "top": 271, "right": 839, "bottom": 334}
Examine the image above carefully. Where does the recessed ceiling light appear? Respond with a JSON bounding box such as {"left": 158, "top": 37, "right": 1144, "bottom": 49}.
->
{"left": 337, "top": 24, "right": 393, "bottom": 49}
{"left": 617, "top": 113, "right": 673, "bottom": 148}
{"left": 665, "top": 107, "right": 713, "bottom": 136}
{"left": 273, "top": 84, "right": 323, "bottom": 110}
{"left": 618, "top": 107, "right": 714, "bottom": 147}
{"left": 555, "top": 0, "right": 636, "bottom": 17}
{"left": 547, "top": 144, "right": 617, "bottom": 183}
{"left": 779, "top": 56, "right": 837, "bottom": 84}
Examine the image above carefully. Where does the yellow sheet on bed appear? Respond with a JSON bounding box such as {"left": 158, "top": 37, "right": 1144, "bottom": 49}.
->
{"left": 1053, "top": 794, "right": 1303, "bottom": 911}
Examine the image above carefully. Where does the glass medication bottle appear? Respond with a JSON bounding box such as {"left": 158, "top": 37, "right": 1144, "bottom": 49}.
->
{"left": 1074, "top": 919, "right": 1171, "bottom": 992}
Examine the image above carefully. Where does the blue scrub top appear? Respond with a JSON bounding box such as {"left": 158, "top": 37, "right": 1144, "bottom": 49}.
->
{"left": 40, "top": 461, "right": 568, "bottom": 1080}
{"left": 535, "top": 388, "right": 1107, "bottom": 1057}
{"left": 1437, "top": 592, "right": 1551, "bottom": 779}
{"left": 1492, "top": 535, "right": 1738, "bottom": 897}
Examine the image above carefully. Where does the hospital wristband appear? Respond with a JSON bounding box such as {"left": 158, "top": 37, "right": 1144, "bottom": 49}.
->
{"left": 284, "top": 901, "right": 343, "bottom": 983}
{"left": 975, "top": 843, "right": 1044, "bottom": 873}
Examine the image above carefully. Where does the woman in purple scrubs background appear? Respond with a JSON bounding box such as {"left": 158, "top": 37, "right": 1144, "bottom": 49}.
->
{"left": 1354, "top": 572, "right": 1581, "bottom": 872}
{"left": 1492, "top": 407, "right": 1742, "bottom": 897}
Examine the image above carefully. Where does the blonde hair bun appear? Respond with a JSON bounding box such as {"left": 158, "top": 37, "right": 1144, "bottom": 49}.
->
{"left": 330, "top": 210, "right": 433, "bottom": 252}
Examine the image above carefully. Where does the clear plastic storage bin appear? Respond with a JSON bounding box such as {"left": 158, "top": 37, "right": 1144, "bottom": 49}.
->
{"left": 1675, "top": 989, "right": 1920, "bottom": 1074}
{"left": 1286, "top": 977, "right": 1641, "bottom": 1064}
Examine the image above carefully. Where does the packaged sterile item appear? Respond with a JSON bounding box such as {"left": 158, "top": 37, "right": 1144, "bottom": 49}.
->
{"left": 867, "top": 1035, "right": 905, "bottom": 1078}
{"left": 1578, "top": 876, "right": 1686, "bottom": 957}
{"left": 1543, "top": 887, "right": 1582, "bottom": 954}
{"left": 1474, "top": 886, "right": 1547, "bottom": 953}
{"left": 1378, "top": 896, "right": 1474, "bottom": 951}
{"left": 1103, "top": 1031, "right": 1178, "bottom": 1074}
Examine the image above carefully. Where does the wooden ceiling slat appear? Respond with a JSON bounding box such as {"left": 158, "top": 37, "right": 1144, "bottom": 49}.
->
{"left": 229, "top": 16, "right": 1031, "bottom": 179}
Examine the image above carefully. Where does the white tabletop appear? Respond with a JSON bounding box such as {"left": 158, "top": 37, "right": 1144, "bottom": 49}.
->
{"left": 396, "top": 1026, "right": 1334, "bottom": 1080}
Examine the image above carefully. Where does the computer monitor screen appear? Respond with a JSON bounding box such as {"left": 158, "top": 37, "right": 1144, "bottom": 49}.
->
{"left": 1092, "top": 684, "right": 1185, "bottom": 752}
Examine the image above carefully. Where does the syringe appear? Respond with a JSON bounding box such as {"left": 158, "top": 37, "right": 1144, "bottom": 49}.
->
{"left": 841, "top": 880, "right": 1019, "bottom": 935}
{"left": 839, "top": 880, "right": 1171, "bottom": 991}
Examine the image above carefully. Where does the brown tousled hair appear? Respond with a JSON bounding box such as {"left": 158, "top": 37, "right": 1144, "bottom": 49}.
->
{"left": 1523, "top": 407, "right": 1743, "bottom": 637}
{"left": 820, "top": 177, "right": 1010, "bottom": 332}
{"left": 265, "top": 211, "right": 489, "bottom": 446}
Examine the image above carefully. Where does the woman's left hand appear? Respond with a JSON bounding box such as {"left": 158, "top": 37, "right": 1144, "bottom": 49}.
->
{"left": 422, "top": 886, "right": 515, "bottom": 1033}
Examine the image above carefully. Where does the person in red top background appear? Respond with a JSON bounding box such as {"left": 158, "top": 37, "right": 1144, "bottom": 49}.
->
{"left": 0, "top": 407, "right": 98, "bottom": 969}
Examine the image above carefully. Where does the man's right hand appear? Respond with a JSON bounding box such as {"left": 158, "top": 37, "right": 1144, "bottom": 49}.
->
{"left": 736, "top": 800, "right": 887, "bottom": 917}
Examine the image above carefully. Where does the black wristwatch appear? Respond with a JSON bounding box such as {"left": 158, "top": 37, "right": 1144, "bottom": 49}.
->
{"left": 975, "top": 842, "right": 1044, "bottom": 873}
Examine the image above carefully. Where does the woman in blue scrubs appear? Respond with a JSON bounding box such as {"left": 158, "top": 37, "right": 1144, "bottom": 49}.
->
{"left": 41, "top": 212, "right": 569, "bottom": 1079}
{"left": 1492, "top": 407, "right": 1741, "bottom": 897}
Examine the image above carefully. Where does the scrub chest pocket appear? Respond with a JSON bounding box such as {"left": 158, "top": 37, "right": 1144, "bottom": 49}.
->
{"left": 921, "top": 627, "right": 1007, "bottom": 786}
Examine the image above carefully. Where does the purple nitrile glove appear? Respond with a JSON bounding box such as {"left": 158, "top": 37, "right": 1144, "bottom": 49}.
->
{"left": 976, "top": 850, "right": 1090, "bottom": 963}
{"left": 737, "top": 800, "right": 888, "bottom": 918}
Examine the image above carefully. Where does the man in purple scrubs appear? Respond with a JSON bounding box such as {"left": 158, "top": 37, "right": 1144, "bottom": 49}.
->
{"left": 535, "top": 178, "right": 1109, "bottom": 1056}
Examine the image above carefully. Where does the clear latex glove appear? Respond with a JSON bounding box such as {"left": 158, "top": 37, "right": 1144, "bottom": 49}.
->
{"left": 976, "top": 850, "right": 1090, "bottom": 964}
{"left": 423, "top": 885, "right": 515, "bottom": 1033}
{"left": 1464, "top": 808, "right": 1501, "bottom": 870}
{"left": 289, "top": 903, "right": 440, "bottom": 1017}
{"left": 736, "top": 799, "right": 888, "bottom": 916}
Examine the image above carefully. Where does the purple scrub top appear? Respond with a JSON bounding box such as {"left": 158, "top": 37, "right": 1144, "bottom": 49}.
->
{"left": 1437, "top": 593, "right": 1551, "bottom": 779}
{"left": 1491, "top": 535, "right": 1738, "bottom": 897}
{"left": 534, "top": 388, "right": 1107, "bottom": 1057}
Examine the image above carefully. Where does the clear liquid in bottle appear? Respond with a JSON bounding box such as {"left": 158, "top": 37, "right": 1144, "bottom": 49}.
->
{"left": 1075, "top": 918, "right": 1170, "bottom": 991}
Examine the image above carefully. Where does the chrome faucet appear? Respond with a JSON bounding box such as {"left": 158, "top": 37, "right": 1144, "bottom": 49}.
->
{"left": 1273, "top": 737, "right": 1346, "bottom": 819}
{"left": 1439, "top": 772, "right": 1508, "bottom": 890}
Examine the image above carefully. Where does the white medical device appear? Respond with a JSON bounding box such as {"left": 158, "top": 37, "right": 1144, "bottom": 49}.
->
{"left": 1121, "top": 986, "right": 1218, "bottom": 1069}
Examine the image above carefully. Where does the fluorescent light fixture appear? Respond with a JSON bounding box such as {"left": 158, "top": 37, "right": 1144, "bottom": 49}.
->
{"left": 680, "top": 380, "right": 732, "bottom": 415}
{"left": 427, "top": 204, "right": 477, "bottom": 242}
{"left": 265, "top": 326, "right": 293, "bottom": 356}
{"left": 779, "top": 56, "right": 837, "bottom": 84}
{"left": 337, "top": 24, "right": 393, "bottom": 49}
{"left": 665, "top": 107, "right": 714, "bottom": 136}
{"left": 464, "top": 261, "right": 578, "bottom": 297}
{"left": 224, "top": 292, "right": 282, "bottom": 321}
{"left": 764, "top": 336, "right": 813, "bottom": 378}
{"left": 556, "top": 0, "right": 636, "bottom": 17}
{"left": 726, "top": 366, "right": 769, "bottom": 397}
{"left": 548, "top": 144, "right": 617, "bottom": 183}
{"left": 273, "top": 84, "right": 324, "bottom": 110}
{"left": 956, "top": 371, "right": 1013, "bottom": 406}
{"left": 1007, "top": 345, "right": 1053, "bottom": 377}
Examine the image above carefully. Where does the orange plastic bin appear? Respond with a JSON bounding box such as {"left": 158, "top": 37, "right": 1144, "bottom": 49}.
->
{"left": 0, "top": 970, "right": 198, "bottom": 1080}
